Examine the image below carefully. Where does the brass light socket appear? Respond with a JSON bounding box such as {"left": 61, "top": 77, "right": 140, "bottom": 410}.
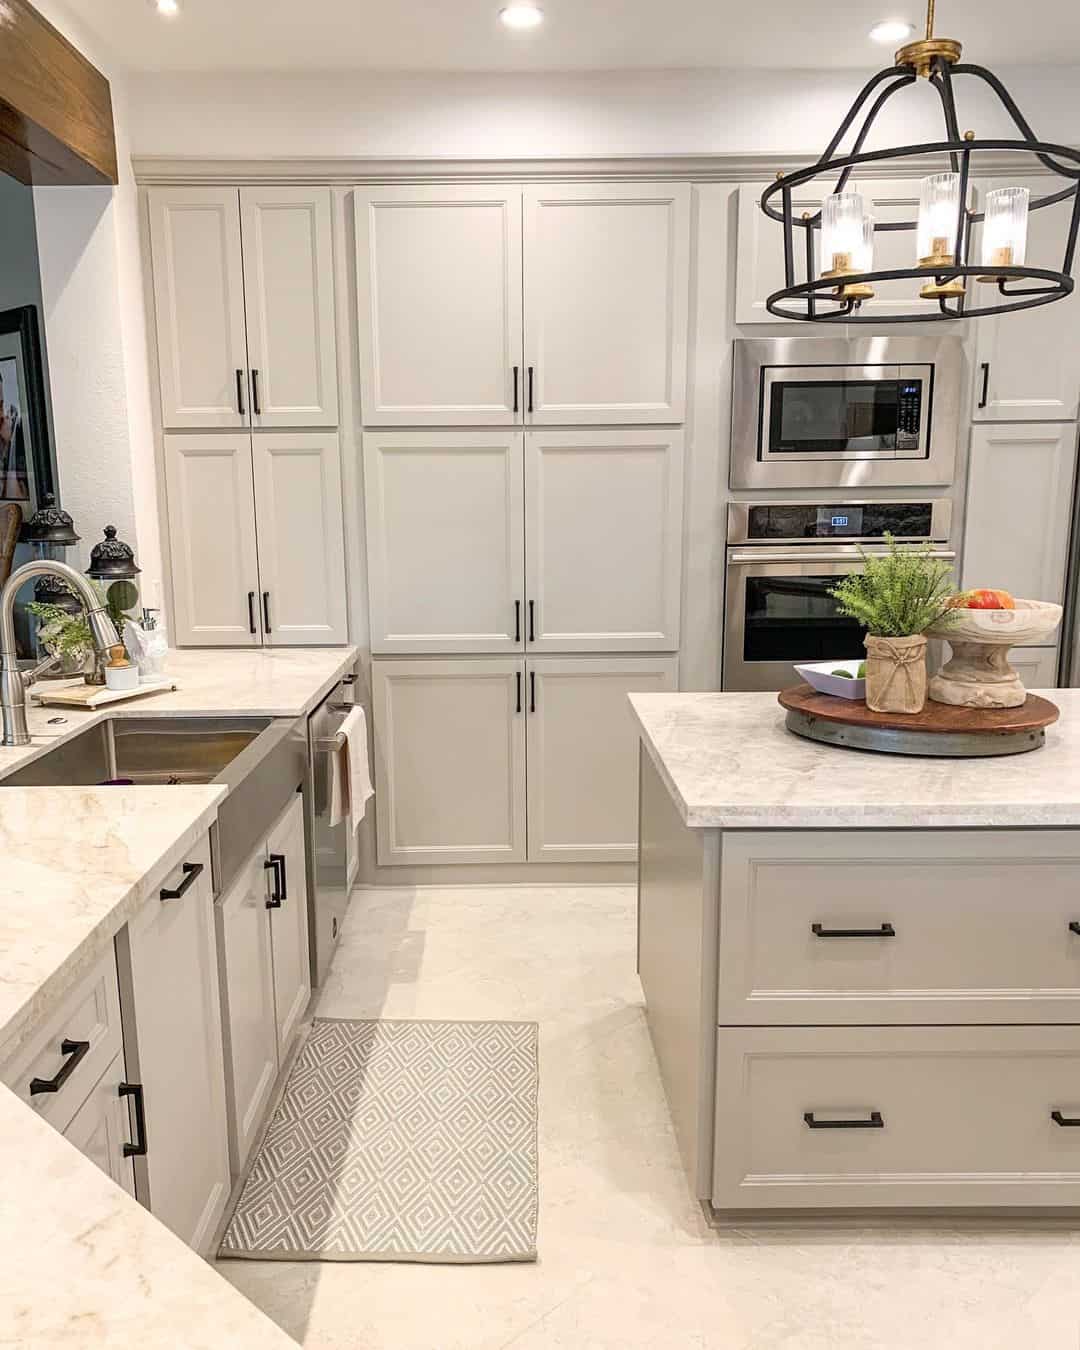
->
{"left": 977, "top": 245, "right": 1014, "bottom": 283}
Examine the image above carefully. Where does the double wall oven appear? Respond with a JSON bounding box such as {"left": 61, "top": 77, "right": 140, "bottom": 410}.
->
{"left": 724, "top": 501, "right": 955, "bottom": 692}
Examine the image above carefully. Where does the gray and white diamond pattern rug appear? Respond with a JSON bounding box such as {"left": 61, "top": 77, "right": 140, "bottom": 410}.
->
{"left": 218, "top": 1017, "right": 539, "bottom": 1264}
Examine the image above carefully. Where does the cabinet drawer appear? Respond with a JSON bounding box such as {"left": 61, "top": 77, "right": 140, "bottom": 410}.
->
{"left": 713, "top": 1026, "right": 1080, "bottom": 1212}
{"left": 0, "top": 949, "right": 123, "bottom": 1134}
{"left": 717, "top": 831, "right": 1080, "bottom": 1025}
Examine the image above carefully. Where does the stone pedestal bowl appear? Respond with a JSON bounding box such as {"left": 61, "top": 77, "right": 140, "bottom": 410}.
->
{"left": 926, "top": 599, "right": 1063, "bottom": 708}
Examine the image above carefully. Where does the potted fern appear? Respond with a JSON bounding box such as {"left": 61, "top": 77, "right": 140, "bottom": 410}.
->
{"left": 829, "top": 536, "right": 957, "bottom": 715}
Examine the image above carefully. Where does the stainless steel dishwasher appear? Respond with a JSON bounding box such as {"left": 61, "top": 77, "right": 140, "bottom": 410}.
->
{"left": 306, "top": 671, "right": 358, "bottom": 986}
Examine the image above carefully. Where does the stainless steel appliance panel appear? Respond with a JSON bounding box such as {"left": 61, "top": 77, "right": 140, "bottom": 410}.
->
{"left": 731, "top": 336, "right": 962, "bottom": 490}
{"left": 306, "top": 679, "right": 355, "bottom": 987}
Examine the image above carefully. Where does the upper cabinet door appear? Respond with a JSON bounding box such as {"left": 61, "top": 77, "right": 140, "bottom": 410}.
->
{"left": 354, "top": 186, "right": 524, "bottom": 426}
{"left": 148, "top": 187, "right": 249, "bottom": 430}
{"left": 972, "top": 179, "right": 1080, "bottom": 421}
{"left": 163, "top": 433, "right": 262, "bottom": 647}
{"left": 363, "top": 430, "right": 525, "bottom": 654}
{"left": 523, "top": 184, "right": 690, "bottom": 424}
{"left": 735, "top": 179, "right": 959, "bottom": 324}
{"left": 240, "top": 187, "right": 339, "bottom": 428}
{"left": 525, "top": 429, "right": 684, "bottom": 652}
{"left": 251, "top": 432, "right": 348, "bottom": 645}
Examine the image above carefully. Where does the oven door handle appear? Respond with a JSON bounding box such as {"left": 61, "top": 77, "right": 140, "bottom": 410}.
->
{"left": 727, "top": 548, "right": 956, "bottom": 566}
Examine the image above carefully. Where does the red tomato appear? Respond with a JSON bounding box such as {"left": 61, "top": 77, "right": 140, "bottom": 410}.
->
{"left": 964, "top": 589, "right": 1016, "bottom": 610}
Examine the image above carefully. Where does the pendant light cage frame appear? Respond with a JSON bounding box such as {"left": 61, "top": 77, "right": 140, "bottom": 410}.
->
{"left": 761, "top": 56, "right": 1080, "bottom": 323}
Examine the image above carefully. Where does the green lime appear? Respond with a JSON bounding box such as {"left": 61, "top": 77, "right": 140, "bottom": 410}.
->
{"left": 857, "top": 661, "right": 867, "bottom": 678}
{"left": 830, "top": 668, "right": 854, "bottom": 678}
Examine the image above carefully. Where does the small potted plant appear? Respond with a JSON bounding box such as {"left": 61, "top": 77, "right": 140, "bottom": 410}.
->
{"left": 829, "top": 536, "right": 956, "bottom": 715}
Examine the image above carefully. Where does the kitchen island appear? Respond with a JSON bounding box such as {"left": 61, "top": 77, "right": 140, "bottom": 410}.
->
{"left": 631, "top": 689, "right": 1080, "bottom": 1219}
{"left": 0, "top": 645, "right": 358, "bottom": 1348}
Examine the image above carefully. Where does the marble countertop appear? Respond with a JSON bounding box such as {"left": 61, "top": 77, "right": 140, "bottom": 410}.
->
{"left": 630, "top": 688, "right": 1080, "bottom": 830}
{"left": 0, "top": 647, "right": 358, "bottom": 1347}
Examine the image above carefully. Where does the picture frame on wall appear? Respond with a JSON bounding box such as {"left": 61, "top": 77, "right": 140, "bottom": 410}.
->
{"left": 0, "top": 305, "right": 57, "bottom": 522}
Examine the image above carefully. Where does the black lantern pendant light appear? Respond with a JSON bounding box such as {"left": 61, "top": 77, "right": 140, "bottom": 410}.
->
{"left": 762, "top": 0, "right": 1080, "bottom": 322}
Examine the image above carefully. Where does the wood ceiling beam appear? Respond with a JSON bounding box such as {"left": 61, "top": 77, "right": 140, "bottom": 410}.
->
{"left": 0, "top": 0, "right": 118, "bottom": 186}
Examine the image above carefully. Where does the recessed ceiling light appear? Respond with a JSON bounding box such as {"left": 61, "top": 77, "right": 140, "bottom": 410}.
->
{"left": 868, "top": 19, "right": 914, "bottom": 42}
{"left": 499, "top": 4, "right": 544, "bottom": 30}
{"left": 154, "top": 0, "right": 180, "bottom": 15}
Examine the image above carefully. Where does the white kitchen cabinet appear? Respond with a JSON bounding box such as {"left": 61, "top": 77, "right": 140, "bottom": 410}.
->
{"left": 64, "top": 1052, "right": 136, "bottom": 1200}
{"left": 372, "top": 658, "right": 527, "bottom": 866}
{"left": 525, "top": 656, "right": 677, "bottom": 863}
{"left": 148, "top": 187, "right": 249, "bottom": 430}
{"left": 1009, "top": 645, "right": 1060, "bottom": 688}
{"left": 736, "top": 179, "right": 958, "bottom": 324}
{"left": 525, "top": 429, "right": 684, "bottom": 652}
{"left": 363, "top": 430, "right": 525, "bottom": 654}
{"left": 266, "top": 795, "right": 311, "bottom": 1057}
{"left": 118, "top": 836, "right": 230, "bottom": 1253}
{"left": 216, "top": 845, "right": 279, "bottom": 1174}
{"left": 972, "top": 179, "right": 1080, "bottom": 421}
{"left": 163, "top": 432, "right": 262, "bottom": 647}
{"left": 354, "top": 185, "right": 524, "bottom": 426}
{"left": 962, "top": 423, "right": 1077, "bottom": 629}
{"left": 240, "top": 187, "right": 339, "bottom": 428}
{"left": 523, "top": 183, "right": 690, "bottom": 423}
{"left": 252, "top": 432, "right": 348, "bottom": 645}
{"left": 165, "top": 431, "right": 348, "bottom": 647}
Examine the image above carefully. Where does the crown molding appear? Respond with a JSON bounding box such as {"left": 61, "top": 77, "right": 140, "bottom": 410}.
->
{"left": 131, "top": 151, "right": 1065, "bottom": 186}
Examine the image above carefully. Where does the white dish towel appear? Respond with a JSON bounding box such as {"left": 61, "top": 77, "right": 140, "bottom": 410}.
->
{"left": 328, "top": 705, "right": 375, "bottom": 830}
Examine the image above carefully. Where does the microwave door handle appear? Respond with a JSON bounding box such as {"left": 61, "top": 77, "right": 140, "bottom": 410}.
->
{"left": 727, "top": 549, "right": 956, "bottom": 566}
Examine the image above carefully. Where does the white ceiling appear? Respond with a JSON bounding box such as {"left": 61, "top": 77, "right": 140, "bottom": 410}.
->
{"left": 72, "top": 0, "right": 1080, "bottom": 73}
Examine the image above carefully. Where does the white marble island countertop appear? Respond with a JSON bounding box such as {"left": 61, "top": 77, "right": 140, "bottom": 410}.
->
{"left": 630, "top": 689, "right": 1080, "bottom": 830}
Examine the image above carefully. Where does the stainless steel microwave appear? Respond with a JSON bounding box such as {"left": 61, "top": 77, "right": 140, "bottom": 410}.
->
{"left": 730, "top": 336, "right": 962, "bottom": 490}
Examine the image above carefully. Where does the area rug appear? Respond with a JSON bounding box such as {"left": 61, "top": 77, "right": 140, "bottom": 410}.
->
{"left": 218, "top": 1017, "right": 539, "bottom": 1264}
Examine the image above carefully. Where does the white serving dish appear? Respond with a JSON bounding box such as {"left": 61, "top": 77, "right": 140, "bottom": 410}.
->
{"left": 794, "top": 660, "right": 866, "bottom": 700}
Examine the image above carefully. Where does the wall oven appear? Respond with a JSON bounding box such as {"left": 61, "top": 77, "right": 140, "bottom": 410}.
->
{"left": 723, "top": 500, "right": 955, "bottom": 692}
{"left": 731, "top": 336, "right": 963, "bottom": 490}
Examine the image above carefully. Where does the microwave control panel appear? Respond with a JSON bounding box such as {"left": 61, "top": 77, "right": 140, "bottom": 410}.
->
{"left": 896, "top": 381, "right": 923, "bottom": 450}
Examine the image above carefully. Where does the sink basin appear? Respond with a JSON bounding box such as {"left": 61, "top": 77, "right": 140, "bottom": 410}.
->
{"left": 3, "top": 713, "right": 307, "bottom": 895}
{"left": 3, "top": 716, "right": 272, "bottom": 788}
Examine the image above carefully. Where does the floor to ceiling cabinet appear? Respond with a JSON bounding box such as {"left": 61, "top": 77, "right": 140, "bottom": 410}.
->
{"left": 163, "top": 431, "right": 347, "bottom": 646}
{"left": 372, "top": 655, "right": 676, "bottom": 867}
{"left": 353, "top": 181, "right": 690, "bottom": 427}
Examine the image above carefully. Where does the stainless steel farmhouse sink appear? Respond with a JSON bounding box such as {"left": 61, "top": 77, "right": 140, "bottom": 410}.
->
{"left": 3, "top": 714, "right": 307, "bottom": 893}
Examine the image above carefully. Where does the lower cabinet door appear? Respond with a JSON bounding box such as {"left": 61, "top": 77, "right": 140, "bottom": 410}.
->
{"left": 267, "top": 794, "right": 311, "bottom": 1059}
{"left": 216, "top": 843, "right": 280, "bottom": 1174}
{"left": 120, "top": 837, "right": 231, "bottom": 1251}
{"left": 525, "top": 656, "right": 677, "bottom": 863}
{"left": 64, "top": 1051, "right": 136, "bottom": 1199}
{"left": 372, "top": 657, "right": 527, "bottom": 866}
{"left": 713, "top": 1025, "right": 1080, "bottom": 1212}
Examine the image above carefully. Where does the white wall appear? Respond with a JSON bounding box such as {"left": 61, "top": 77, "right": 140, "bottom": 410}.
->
{"left": 125, "top": 65, "right": 1080, "bottom": 161}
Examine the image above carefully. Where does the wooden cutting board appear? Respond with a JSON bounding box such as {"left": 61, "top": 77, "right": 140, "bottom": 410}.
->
{"left": 31, "top": 678, "right": 177, "bottom": 709}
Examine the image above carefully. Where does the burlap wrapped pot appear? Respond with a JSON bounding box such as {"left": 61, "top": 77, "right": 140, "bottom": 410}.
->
{"left": 863, "top": 632, "right": 928, "bottom": 714}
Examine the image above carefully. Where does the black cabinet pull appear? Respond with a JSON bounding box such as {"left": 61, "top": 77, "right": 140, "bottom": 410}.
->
{"left": 1052, "top": 1110, "right": 1080, "bottom": 1127}
{"left": 119, "top": 1082, "right": 148, "bottom": 1157}
{"left": 516, "top": 671, "right": 522, "bottom": 714}
{"left": 812, "top": 922, "right": 895, "bottom": 939}
{"left": 262, "top": 591, "right": 272, "bottom": 634}
{"left": 978, "top": 361, "right": 990, "bottom": 409}
{"left": 274, "top": 852, "right": 288, "bottom": 901}
{"left": 247, "top": 590, "right": 257, "bottom": 635}
{"left": 159, "top": 861, "right": 204, "bottom": 902}
{"left": 512, "top": 365, "right": 519, "bottom": 414}
{"left": 514, "top": 600, "right": 521, "bottom": 643}
{"left": 264, "top": 856, "right": 283, "bottom": 909}
{"left": 527, "top": 365, "right": 534, "bottom": 414}
{"left": 29, "top": 1039, "right": 90, "bottom": 1096}
{"left": 529, "top": 670, "right": 536, "bottom": 714}
{"left": 236, "top": 369, "right": 246, "bottom": 417}
{"left": 251, "top": 368, "right": 262, "bottom": 416}
{"left": 804, "top": 1110, "right": 884, "bottom": 1130}
{"left": 528, "top": 599, "right": 535, "bottom": 643}
{"left": 1069, "top": 922, "right": 1080, "bottom": 936}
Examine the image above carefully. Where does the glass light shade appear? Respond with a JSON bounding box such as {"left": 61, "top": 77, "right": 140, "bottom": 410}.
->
{"left": 917, "top": 173, "right": 962, "bottom": 266}
{"left": 855, "top": 214, "right": 875, "bottom": 273}
{"left": 821, "top": 192, "right": 866, "bottom": 275}
{"left": 982, "top": 186, "right": 1030, "bottom": 271}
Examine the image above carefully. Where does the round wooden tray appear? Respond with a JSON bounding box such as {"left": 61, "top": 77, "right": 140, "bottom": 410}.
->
{"left": 778, "top": 684, "right": 1059, "bottom": 757}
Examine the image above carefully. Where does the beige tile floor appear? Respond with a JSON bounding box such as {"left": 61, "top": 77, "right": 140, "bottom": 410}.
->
{"left": 218, "top": 885, "right": 1080, "bottom": 1349}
